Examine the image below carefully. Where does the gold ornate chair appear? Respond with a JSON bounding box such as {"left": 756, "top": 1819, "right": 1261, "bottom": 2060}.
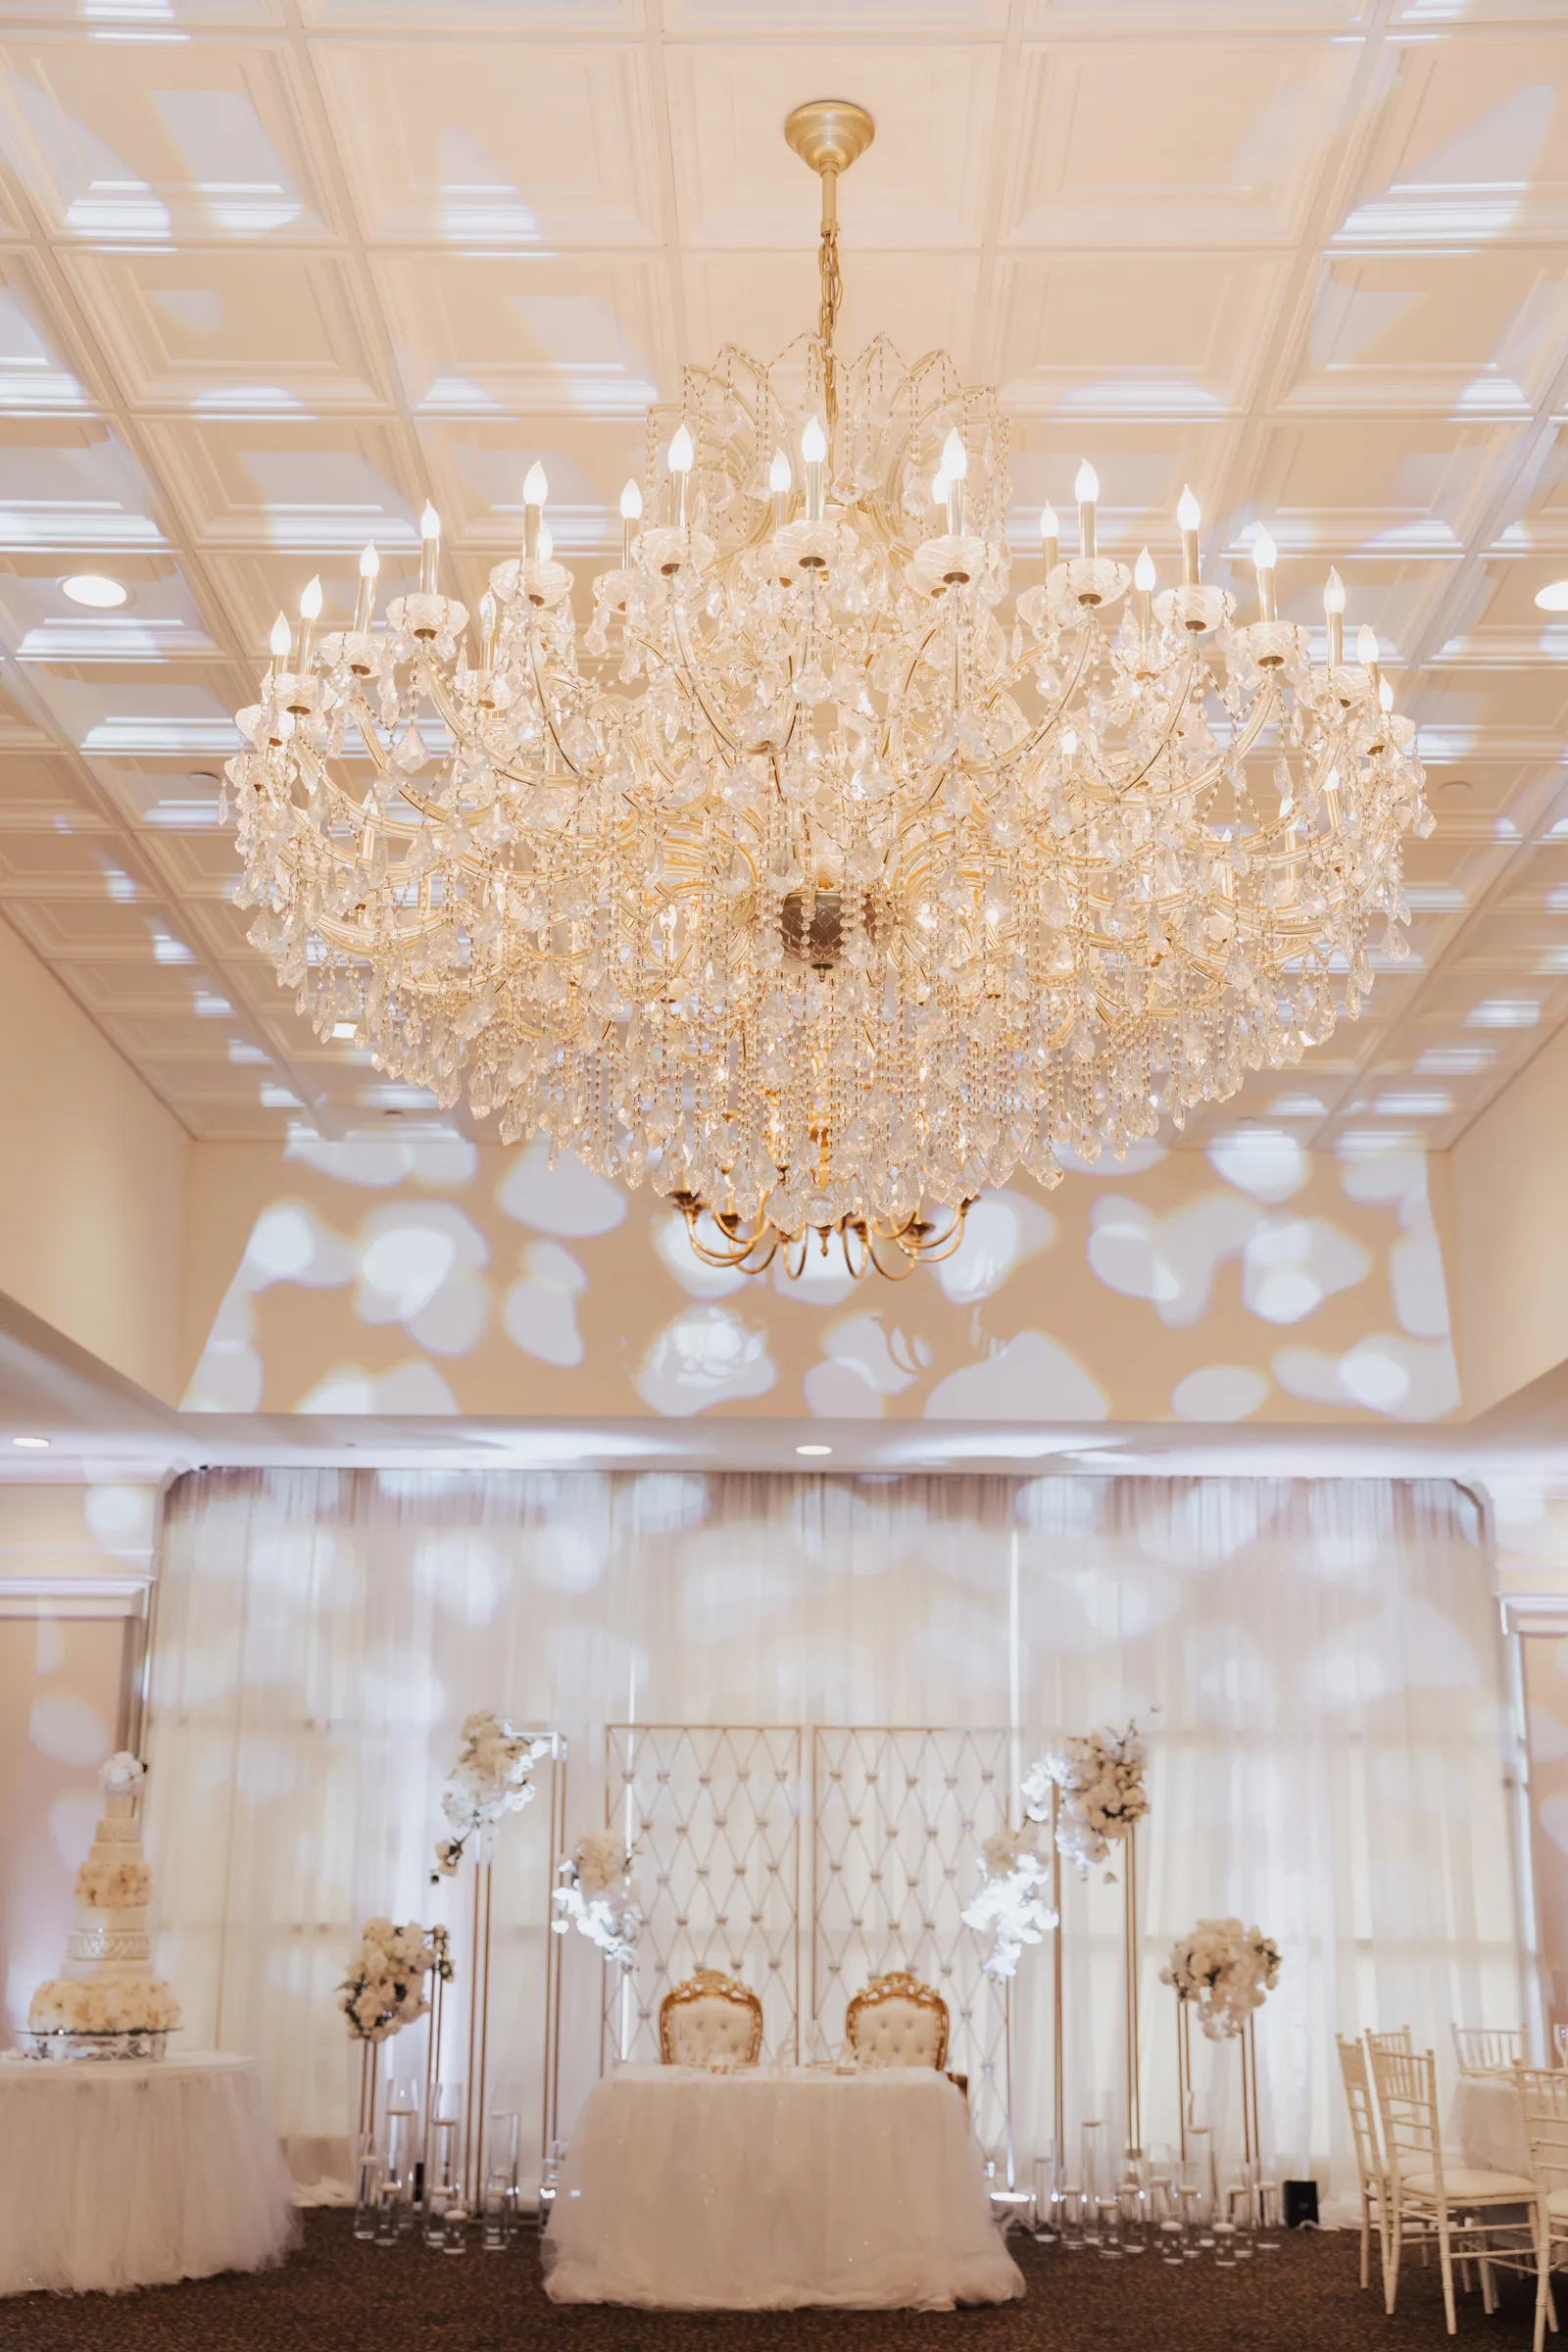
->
{"left": 658, "top": 1968, "right": 763, "bottom": 2069}
{"left": 845, "top": 1971, "right": 950, "bottom": 2071}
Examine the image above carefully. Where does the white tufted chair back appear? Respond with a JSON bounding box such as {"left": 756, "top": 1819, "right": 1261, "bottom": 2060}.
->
{"left": 846, "top": 1971, "right": 950, "bottom": 2071}
{"left": 659, "top": 1969, "right": 763, "bottom": 2069}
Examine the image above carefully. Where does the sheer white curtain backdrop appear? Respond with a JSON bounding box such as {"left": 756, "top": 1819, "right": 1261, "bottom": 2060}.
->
{"left": 143, "top": 1469, "right": 1523, "bottom": 2205}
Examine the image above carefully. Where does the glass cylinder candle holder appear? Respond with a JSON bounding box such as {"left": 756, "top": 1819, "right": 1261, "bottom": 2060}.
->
{"left": 422, "top": 2115, "right": 459, "bottom": 2250}
{"left": 1033, "top": 2147, "right": 1061, "bottom": 2245}
{"left": 353, "top": 2132, "right": 383, "bottom": 2241}
{"left": 1079, "top": 2120, "right": 1105, "bottom": 2248}
{"left": 387, "top": 2076, "right": 421, "bottom": 2230}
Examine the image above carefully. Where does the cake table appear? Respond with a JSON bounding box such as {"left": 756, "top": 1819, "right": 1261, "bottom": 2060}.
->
{"left": 0, "top": 2048, "right": 298, "bottom": 2297}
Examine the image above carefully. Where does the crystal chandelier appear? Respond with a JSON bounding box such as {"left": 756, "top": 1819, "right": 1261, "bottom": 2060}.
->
{"left": 225, "top": 99, "right": 1431, "bottom": 1282}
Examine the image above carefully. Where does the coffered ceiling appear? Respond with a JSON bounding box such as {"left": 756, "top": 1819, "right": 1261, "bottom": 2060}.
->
{"left": 0, "top": 0, "right": 1564, "bottom": 1151}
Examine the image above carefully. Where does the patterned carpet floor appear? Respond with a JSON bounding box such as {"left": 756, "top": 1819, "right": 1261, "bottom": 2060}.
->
{"left": 0, "top": 2211, "right": 1550, "bottom": 2351}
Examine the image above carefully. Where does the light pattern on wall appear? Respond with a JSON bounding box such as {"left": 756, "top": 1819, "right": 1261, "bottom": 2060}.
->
{"left": 182, "top": 1128, "right": 1460, "bottom": 1422}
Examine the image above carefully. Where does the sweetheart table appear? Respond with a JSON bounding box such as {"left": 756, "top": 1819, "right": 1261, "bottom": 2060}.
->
{"left": 543, "top": 2062, "right": 1026, "bottom": 2311}
{"left": 0, "top": 2049, "right": 298, "bottom": 2297}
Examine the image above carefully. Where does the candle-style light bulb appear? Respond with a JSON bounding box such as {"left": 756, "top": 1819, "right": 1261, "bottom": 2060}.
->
{"left": 523, "top": 462, "right": 548, "bottom": 560}
{"left": 1252, "top": 524, "right": 1277, "bottom": 621}
{"left": 269, "top": 610, "right": 291, "bottom": 673}
{"left": 1356, "top": 622, "right": 1379, "bottom": 669}
{"left": 296, "top": 573, "right": 322, "bottom": 667}
{"left": 353, "top": 542, "right": 379, "bottom": 632}
{"left": 1379, "top": 674, "right": 1394, "bottom": 713}
{"left": 668, "top": 423, "right": 694, "bottom": 526}
{"left": 419, "top": 501, "right": 440, "bottom": 595}
{"left": 1074, "top": 460, "right": 1100, "bottom": 562}
{"left": 1134, "top": 546, "right": 1155, "bottom": 641}
{"left": 1324, "top": 565, "right": 1346, "bottom": 666}
{"left": 1041, "top": 502, "right": 1059, "bottom": 574}
{"left": 1176, "top": 485, "right": 1201, "bottom": 586}
{"left": 619, "top": 477, "right": 642, "bottom": 564}
{"left": 768, "top": 448, "right": 791, "bottom": 533}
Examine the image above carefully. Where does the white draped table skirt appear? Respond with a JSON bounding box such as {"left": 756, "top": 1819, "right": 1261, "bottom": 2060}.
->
{"left": 1453, "top": 2075, "right": 1532, "bottom": 2178}
{"left": 544, "top": 2063, "right": 1026, "bottom": 2312}
{"left": 0, "top": 2049, "right": 299, "bottom": 2297}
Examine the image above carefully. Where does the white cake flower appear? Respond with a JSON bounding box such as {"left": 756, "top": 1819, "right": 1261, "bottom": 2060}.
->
{"left": 551, "top": 1835, "right": 641, "bottom": 1969}
{"left": 338, "top": 1918, "right": 452, "bottom": 2042}
{"left": 432, "top": 1712, "right": 551, "bottom": 1875}
{"left": 1022, "top": 1721, "right": 1150, "bottom": 1879}
{"left": 1161, "top": 1918, "right": 1282, "bottom": 2039}
{"left": 962, "top": 1825, "right": 1057, "bottom": 1982}
{"left": 99, "top": 1752, "right": 146, "bottom": 1793}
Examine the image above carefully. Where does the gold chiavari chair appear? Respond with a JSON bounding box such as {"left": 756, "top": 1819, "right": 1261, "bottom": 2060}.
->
{"left": 1453, "top": 2026, "right": 1526, "bottom": 2077}
{"left": 1515, "top": 2066, "right": 1568, "bottom": 2352}
{"left": 1338, "top": 2034, "right": 1391, "bottom": 2292}
{"left": 1368, "top": 2042, "right": 1540, "bottom": 2332}
{"left": 1367, "top": 2026, "right": 1414, "bottom": 2058}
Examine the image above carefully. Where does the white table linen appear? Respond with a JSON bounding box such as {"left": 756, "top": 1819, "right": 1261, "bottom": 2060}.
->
{"left": 1453, "top": 2074, "right": 1532, "bottom": 2179}
{"left": 0, "top": 2049, "right": 299, "bottom": 2297}
{"left": 544, "top": 2062, "right": 1025, "bottom": 2311}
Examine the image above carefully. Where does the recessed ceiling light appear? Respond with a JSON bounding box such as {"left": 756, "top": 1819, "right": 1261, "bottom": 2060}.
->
{"left": 331, "top": 1022, "right": 358, "bottom": 1040}
{"left": 796, "top": 1443, "right": 833, "bottom": 1456}
{"left": 61, "top": 573, "right": 127, "bottom": 609}
{"left": 11, "top": 1435, "right": 50, "bottom": 1448}
{"left": 1537, "top": 581, "right": 1568, "bottom": 612}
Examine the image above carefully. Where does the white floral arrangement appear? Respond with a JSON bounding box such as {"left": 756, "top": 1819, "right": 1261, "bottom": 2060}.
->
{"left": 960, "top": 1825, "right": 1057, "bottom": 1983}
{"left": 100, "top": 1752, "right": 147, "bottom": 1794}
{"left": 552, "top": 1831, "right": 642, "bottom": 1971}
{"left": 1022, "top": 1720, "right": 1150, "bottom": 1879}
{"left": 338, "top": 1918, "right": 452, "bottom": 2043}
{"left": 433, "top": 1712, "right": 552, "bottom": 1874}
{"left": 75, "top": 1857, "right": 152, "bottom": 1909}
{"left": 29, "top": 1978, "right": 180, "bottom": 2034}
{"left": 1160, "top": 1917, "right": 1282, "bottom": 2040}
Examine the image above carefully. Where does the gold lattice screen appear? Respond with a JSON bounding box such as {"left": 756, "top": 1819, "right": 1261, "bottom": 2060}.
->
{"left": 602, "top": 1725, "right": 803, "bottom": 2066}
{"left": 811, "top": 1727, "right": 1012, "bottom": 2156}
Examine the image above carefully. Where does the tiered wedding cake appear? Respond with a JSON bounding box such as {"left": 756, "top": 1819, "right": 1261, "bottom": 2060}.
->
{"left": 28, "top": 1752, "right": 180, "bottom": 2038}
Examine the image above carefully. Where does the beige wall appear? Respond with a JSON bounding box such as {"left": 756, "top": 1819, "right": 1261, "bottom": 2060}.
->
{"left": 179, "top": 1126, "right": 1462, "bottom": 1424}
{"left": 0, "top": 921, "right": 188, "bottom": 1402}
{"left": 1452, "top": 1024, "right": 1568, "bottom": 1419}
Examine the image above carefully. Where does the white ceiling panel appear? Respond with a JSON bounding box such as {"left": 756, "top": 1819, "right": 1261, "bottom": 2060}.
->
{"left": 0, "top": 38, "right": 337, "bottom": 244}
{"left": 61, "top": 248, "right": 392, "bottom": 416}
{"left": 988, "top": 250, "right": 1289, "bottom": 420}
{"left": 1275, "top": 249, "right": 1568, "bottom": 418}
{"left": 313, "top": 41, "right": 662, "bottom": 248}
{"left": 371, "top": 250, "right": 669, "bottom": 418}
{"left": 1000, "top": 38, "right": 1360, "bottom": 249}
{"left": 1336, "top": 30, "right": 1568, "bottom": 246}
